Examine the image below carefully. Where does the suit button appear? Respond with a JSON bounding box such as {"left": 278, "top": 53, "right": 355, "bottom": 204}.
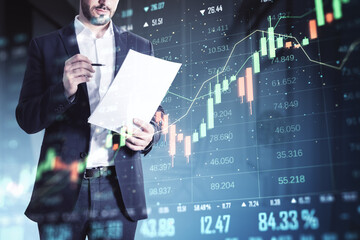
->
{"left": 80, "top": 152, "right": 87, "bottom": 159}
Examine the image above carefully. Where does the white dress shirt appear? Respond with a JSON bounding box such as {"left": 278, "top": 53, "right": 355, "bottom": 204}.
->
{"left": 74, "top": 16, "right": 116, "bottom": 168}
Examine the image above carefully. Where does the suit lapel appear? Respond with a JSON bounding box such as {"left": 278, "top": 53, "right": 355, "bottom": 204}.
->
{"left": 113, "top": 23, "right": 128, "bottom": 78}
{"left": 58, "top": 22, "right": 89, "bottom": 98}
{"left": 58, "top": 22, "right": 80, "bottom": 57}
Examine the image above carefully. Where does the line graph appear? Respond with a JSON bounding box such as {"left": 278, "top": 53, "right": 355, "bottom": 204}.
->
{"left": 34, "top": 0, "right": 359, "bottom": 174}
{"left": 166, "top": 25, "right": 359, "bottom": 117}
{"left": 148, "top": 0, "right": 359, "bottom": 165}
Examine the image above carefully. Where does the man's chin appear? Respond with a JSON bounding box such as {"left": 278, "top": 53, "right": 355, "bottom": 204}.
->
{"left": 90, "top": 16, "right": 111, "bottom": 26}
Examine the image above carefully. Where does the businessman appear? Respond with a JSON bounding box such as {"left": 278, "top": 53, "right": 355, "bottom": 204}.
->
{"left": 16, "top": 0, "right": 163, "bottom": 239}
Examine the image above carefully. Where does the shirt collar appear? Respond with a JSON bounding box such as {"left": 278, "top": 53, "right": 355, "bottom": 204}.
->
{"left": 74, "top": 15, "right": 114, "bottom": 39}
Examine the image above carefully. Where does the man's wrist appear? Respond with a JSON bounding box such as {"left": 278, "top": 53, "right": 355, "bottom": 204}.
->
{"left": 141, "top": 124, "right": 156, "bottom": 154}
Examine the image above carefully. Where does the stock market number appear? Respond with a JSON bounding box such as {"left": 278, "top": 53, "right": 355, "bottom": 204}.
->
{"left": 114, "top": 0, "right": 360, "bottom": 239}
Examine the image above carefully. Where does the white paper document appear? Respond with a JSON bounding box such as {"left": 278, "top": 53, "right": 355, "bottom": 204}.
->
{"left": 88, "top": 49, "right": 181, "bottom": 133}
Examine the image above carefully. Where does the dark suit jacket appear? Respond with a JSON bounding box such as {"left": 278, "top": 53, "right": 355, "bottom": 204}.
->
{"left": 16, "top": 21, "right": 163, "bottom": 223}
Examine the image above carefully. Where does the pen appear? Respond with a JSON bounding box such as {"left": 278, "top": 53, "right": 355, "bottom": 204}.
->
{"left": 91, "top": 63, "right": 105, "bottom": 66}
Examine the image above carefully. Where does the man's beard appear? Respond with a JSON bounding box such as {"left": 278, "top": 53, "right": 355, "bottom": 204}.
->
{"left": 81, "top": 1, "right": 111, "bottom": 26}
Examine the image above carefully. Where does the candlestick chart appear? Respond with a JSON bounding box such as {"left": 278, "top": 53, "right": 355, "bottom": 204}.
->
{"left": 1, "top": 0, "right": 360, "bottom": 239}
{"left": 115, "top": 0, "right": 360, "bottom": 239}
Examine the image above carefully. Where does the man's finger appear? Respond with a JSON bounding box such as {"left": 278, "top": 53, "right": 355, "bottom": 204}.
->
{"left": 68, "top": 61, "right": 95, "bottom": 73}
{"left": 70, "top": 68, "right": 94, "bottom": 78}
{"left": 126, "top": 136, "right": 143, "bottom": 146}
{"left": 133, "top": 118, "right": 146, "bottom": 129}
{"left": 125, "top": 141, "right": 144, "bottom": 151}
{"left": 133, "top": 118, "right": 153, "bottom": 133}
{"left": 66, "top": 54, "right": 92, "bottom": 65}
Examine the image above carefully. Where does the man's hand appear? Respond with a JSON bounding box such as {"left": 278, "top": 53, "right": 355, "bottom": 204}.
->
{"left": 63, "top": 54, "right": 95, "bottom": 98}
{"left": 125, "top": 118, "right": 155, "bottom": 151}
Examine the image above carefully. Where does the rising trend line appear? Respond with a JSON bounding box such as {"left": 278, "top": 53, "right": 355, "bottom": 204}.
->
{"left": 168, "top": 54, "right": 254, "bottom": 102}
{"left": 167, "top": 30, "right": 259, "bottom": 127}
{"left": 150, "top": 4, "right": 360, "bottom": 135}
{"left": 164, "top": 30, "right": 360, "bottom": 130}
{"left": 166, "top": 10, "right": 316, "bottom": 104}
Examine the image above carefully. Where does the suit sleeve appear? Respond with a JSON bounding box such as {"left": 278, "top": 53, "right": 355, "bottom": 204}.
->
{"left": 15, "top": 38, "right": 74, "bottom": 134}
{"left": 142, "top": 105, "right": 165, "bottom": 156}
